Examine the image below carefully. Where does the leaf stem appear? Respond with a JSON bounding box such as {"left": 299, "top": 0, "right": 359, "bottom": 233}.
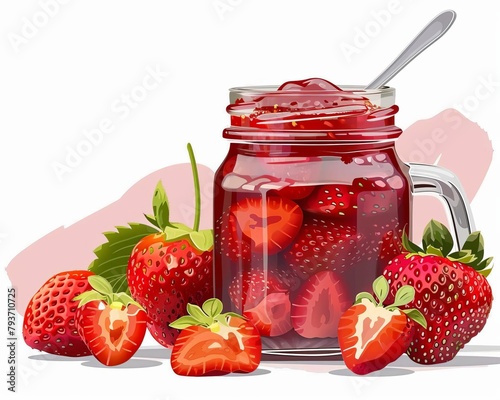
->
{"left": 187, "top": 143, "right": 201, "bottom": 232}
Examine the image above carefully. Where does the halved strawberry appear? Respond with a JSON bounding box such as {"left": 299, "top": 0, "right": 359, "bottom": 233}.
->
{"left": 291, "top": 270, "right": 351, "bottom": 339}
{"left": 74, "top": 276, "right": 147, "bottom": 366}
{"left": 243, "top": 292, "right": 293, "bottom": 337}
{"left": 230, "top": 196, "right": 303, "bottom": 255}
{"left": 169, "top": 298, "right": 262, "bottom": 376}
{"left": 337, "top": 276, "right": 426, "bottom": 375}
{"left": 282, "top": 216, "right": 363, "bottom": 279}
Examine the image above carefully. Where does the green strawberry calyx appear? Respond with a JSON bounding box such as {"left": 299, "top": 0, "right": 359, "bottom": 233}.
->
{"left": 355, "top": 276, "right": 427, "bottom": 329}
{"left": 402, "top": 219, "right": 493, "bottom": 278}
{"left": 169, "top": 298, "right": 244, "bottom": 332}
{"left": 144, "top": 143, "right": 213, "bottom": 252}
{"left": 73, "top": 275, "right": 144, "bottom": 310}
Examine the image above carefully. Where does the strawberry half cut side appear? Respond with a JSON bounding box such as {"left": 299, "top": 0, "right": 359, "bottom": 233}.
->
{"left": 338, "top": 275, "right": 426, "bottom": 375}
{"left": 230, "top": 195, "right": 303, "bottom": 256}
{"left": 169, "top": 298, "right": 262, "bottom": 376}
{"left": 291, "top": 270, "right": 352, "bottom": 339}
{"left": 74, "top": 275, "right": 147, "bottom": 366}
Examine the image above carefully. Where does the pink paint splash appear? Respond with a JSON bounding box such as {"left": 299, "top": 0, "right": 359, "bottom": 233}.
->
{"left": 6, "top": 163, "right": 214, "bottom": 315}
{"left": 396, "top": 108, "right": 493, "bottom": 240}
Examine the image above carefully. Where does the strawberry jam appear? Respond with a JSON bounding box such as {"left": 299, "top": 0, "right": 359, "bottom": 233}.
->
{"left": 214, "top": 78, "right": 410, "bottom": 356}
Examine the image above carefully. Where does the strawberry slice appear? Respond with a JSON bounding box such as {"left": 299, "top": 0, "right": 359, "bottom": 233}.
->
{"left": 337, "top": 276, "right": 426, "bottom": 375}
{"left": 169, "top": 298, "right": 262, "bottom": 376}
{"left": 282, "top": 216, "right": 363, "bottom": 279}
{"left": 74, "top": 276, "right": 147, "bottom": 366}
{"left": 243, "top": 292, "right": 293, "bottom": 337}
{"left": 291, "top": 270, "right": 351, "bottom": 339}
{"left": 230, "top": 196, "right": 303, "bottom": 255}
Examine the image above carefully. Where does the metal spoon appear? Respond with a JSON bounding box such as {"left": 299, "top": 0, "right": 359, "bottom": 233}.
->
{"left": 364, "top": 9, "right": 456, "bottom": 90}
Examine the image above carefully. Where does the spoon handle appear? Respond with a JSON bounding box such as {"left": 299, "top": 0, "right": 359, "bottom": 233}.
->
{"left": 364, "top": 9, "right": 456, "bottom": 90}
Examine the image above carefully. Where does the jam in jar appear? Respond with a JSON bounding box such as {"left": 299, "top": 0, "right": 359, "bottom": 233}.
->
{"left": 213, "top": 78, "right": 473, "bottom": 357}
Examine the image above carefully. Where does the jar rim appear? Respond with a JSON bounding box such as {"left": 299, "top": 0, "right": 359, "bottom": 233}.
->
{"left": 229, "top": 85, "right": 396, "bottom": 108}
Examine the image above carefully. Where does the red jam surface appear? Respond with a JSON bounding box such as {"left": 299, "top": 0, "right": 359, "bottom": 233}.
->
{"left": 214, "top": 78, "right": 409, "bottom": 353}
{"left": 225, "top": 78, "right": 401, "bottom": 140}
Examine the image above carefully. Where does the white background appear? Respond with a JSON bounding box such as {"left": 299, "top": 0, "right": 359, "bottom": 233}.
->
{"left": 1, "top": 1, "right": 499, "bottom": 399}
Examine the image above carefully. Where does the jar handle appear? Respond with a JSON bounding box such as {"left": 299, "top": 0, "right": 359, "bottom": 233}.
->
{"left": 408, "top": 162, "right": 475, "bottom": 248}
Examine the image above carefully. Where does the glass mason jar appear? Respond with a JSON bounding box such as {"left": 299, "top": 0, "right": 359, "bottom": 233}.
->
{"left": 213, "top": 79, "right": 474, "bottom": 358}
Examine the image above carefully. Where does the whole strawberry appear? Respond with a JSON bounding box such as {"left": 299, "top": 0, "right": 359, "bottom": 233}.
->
{"left": 23, "top": 270, "right": 94, "bottom": 357}
{"left": 382, "top": 220, "right": 494, "bottom": 364}
{"left": 127, "top": 144, "right": 213, "bottom": 348}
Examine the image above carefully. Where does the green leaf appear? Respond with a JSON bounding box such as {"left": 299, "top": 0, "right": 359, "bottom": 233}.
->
{"left": 163, "top": 225, "right": 192, "bottom": 242}
{"left": 220, "top": 311, "right": 244, "bottom": 320}
{"left": 479, "top": 267, "right": 493, "bottom": 278}
{"left": 355, "top": 292, "right": 377, "bottom": 304}
{"left": 391, "top": 285, "right": 415, "bottom": 308}
{"left": 403, "top": 308, "right": 427, "bottom": 329}
{"left": 202, "top": 298, "right": 223, "bottom": 317}
{"left": 152, "top": 181, "right": 171, "bottom": 231}
{"left": 144, "top": 214, "right": 160, "bottom": 229}
{"left": 426, "top": 245, "right": 444, "bottom": 257}
{"left": 422, "top": 220, "right": 454, "bottom": 256}
{"left": 402, "top": 230, "right": 424, "bottom": 254}
{"left": 448, "top": 250, "right": 477, "bottom": 264}
{"left": 169, "top": 315, "right": 200, "bottom": 330}
{"left": 114, "top": 292, "right": 144, "bottom": 309}
{"left": 372, "top": 275, "right": 389, "bottom": 304}
{"left": 461, "top": 231, "right": 484, "bottom": 265}
{"left": 88, "top": 223, "right": 159, "bottom": 294}
{"left": 73, "top": 290, "right": 107, "bottom": 308}
{"left": 189, "top": 229, "right": 214, "bottom": 252}
{"left": 88, "top": 275, "right": 114, "bottom": 295}
{"left": 187, "top": 303, "right": 212, "bottom": 325}
{"left": 476, "top": 257, "right": 493, "bottom": 271}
